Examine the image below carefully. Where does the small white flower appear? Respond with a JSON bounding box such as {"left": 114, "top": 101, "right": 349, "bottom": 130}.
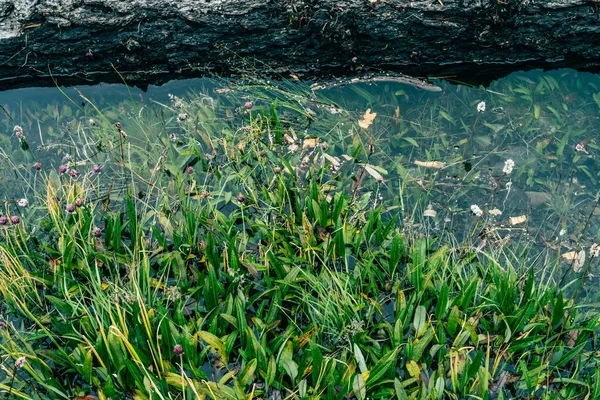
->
{"left": 591, "top": 243, "right": 600, "bottom": 258}
{"left": 470, "top": 204, "right": 483, "bottom": 217}
{"left": 88, "top": 119, "right": 96, "bottom": 126}
{"left": 177, "top": 113, "right": 187, "bottom": 122}
{"left": 477, "top": 101, "right": 486, "bottom": 113}
{"left": 503, "top": 159, "right": 515, "bottom": 175}
{"left": 14, "top": 356, "right": 26, "bottom": 369}
{"left": 17, "top": 198, "right": 28, "bottom": 207}
{"left": 559, "top": 229, "right": 566, "bottom": 236}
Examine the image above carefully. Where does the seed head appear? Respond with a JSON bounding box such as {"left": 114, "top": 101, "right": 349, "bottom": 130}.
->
{"left": 169, "top": 133, "right": 178, "bottom": 142}
{"left": 274, "top": 166, "right": 281, "bottom": 174}
{"left": 237, "top": 193, "right": 246, "bottom": 203}
{"left": 186, "top": 166, "right": 194, "bottom": 174}
{"left": 173, "top": 344, "right": 184, "bottom": 356}
{"left": 114, "top": 122, "right": 122, "bottom": 130}
{"left": 14, "top": 356, "right": 26, "bottom": 369}
{"left": 177, "top": 113, "right": 187, "bottom": 122}
{"left": 321, "top": 142, "right": 329, "bottom": 151}
{"left": 14, "top": 125, "right": 24, "bottom": 139}
{"left": 591, "top": 243, "right": 600, "bottom": 258}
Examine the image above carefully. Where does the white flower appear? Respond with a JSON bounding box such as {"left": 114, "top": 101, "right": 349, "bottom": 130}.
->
{"left": 14, "top": 356, "right": 26, "bottom": 369}
{"left": 88, "top": 119, "right": 96, "bottom": 126}
{"left": 17, "top": 198, "right": 28, "bottom": 207}
{"left": 503, "top": 159, "right": 515, "bottom": 175}
{"left": 477, "top": 101, "right": 486, "bottom": 113}
{"left": 591, "top": 243, "right": 600, "bottom": 258}
{"left": 559, "top": 229, "right": 566, "bottom": 236}
{"left": 470, "top": 204, "right": 483, "bottom": 217}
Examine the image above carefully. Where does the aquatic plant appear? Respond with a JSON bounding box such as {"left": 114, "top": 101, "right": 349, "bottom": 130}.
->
{"left": 0, "top": 69, "right": 598, "bottom": 399}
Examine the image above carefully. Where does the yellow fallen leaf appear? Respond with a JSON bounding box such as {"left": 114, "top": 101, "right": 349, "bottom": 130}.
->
{"left": 509, "top": 215, "right": 527, "bottom": 225}
{"left": 358, "top": 108, "right": 377, "bottom": 129}
{"left": 414, "top": 160, "right": 445, "bottom": 169}
{"left": 283, "top": 134, "right": 295, "bottom": 144}
{"left": 423, "top": 205, "right": 437, "bottom": 217}
{"left": 323, "top": 154, "right": 340, "bottom": 167}
{"left": 364, "top": 165, "right": 384, "bottom": 182}
{"left": 563, "top": 250, "right": 586, "bottom": 273}
{"left": 489, "top": 208, "right": 502, "bottom": 216}
{"left": 289, "top": 74, "right": 300, "bottom": 81}
{"left": 303, "top": 138, "right": 320, "bottom": 149}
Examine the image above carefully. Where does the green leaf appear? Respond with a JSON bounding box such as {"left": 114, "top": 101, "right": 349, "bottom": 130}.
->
{"left": 354, "top": 343, "right": 368, "bottom": 374}
{"left": 413, "top": 305, "right": 427, "bottom": 336}
{"left": 198, "top": 331, "right": 228, "bottom": 364}
{"left": 366, "top": 347, "right": 400, "bottom": 388}
{"left": 238, "top": 358, "right": 257, "bottom": 386}
{"left": 353, "top": 373, "right": 366, "bottom": 400}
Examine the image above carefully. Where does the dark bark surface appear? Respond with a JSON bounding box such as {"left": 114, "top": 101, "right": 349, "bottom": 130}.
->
{"left": 0, "top": 0, "right": 599, "bottom": 89}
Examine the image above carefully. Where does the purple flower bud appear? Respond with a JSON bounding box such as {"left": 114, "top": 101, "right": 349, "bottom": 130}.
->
{"left": 66, "top": 204, "right": 75, "bottom": 214}
{"left": 244, "top": 101, "right": 253, "bottom": 110}
{"left": 33, "top": 162, "right": 42, "bottom": 171}
{"left": 237, "top": 193, "right": 246, "bottom": 203}
{"left": 186, "top": 166, "right": 194, "bottom": 174}
{"left": 93, "top": 165, "right": 101, "bottom": 174}
{"left": 274, "top": 166, "right": 281, "bottom": 174}
{"left": 58, "top": 165, "right": 68, "bottom": 174}
{"left": 0, "top": 216, "right": 7, "bottom": 225}
{"left": 173, "top": 344, "right": 184, "bottom": 356}
{"left": 75, "top": 199, "right": 84, "bottom": 208}
{"left": 92, "top": 226, "right": 103, "bottom": 237}
{"left": 69, "top": 169, "right": 79, "bottom": 178}
{"left": 10, "top": 216, "right": 19, "bottom": 225}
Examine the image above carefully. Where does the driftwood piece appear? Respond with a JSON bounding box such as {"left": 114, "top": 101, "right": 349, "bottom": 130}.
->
{"left": 0, "top": 0, "right": 599, "bottom": 89}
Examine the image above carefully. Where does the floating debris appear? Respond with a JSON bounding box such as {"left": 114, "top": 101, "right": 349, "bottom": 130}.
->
{"left": 509, "top": 215, "right": 527, "bottom": 225}
{"left": 414, "top": 160, "right": 445, "bottom": 169}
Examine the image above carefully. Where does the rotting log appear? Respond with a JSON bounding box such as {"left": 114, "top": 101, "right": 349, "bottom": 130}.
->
{"left": 0, "top": 0, "right": 599, "bottom": 89}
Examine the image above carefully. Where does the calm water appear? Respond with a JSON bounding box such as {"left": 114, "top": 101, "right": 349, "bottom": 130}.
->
{"left": 1, "top": 69, "right": 599, "bottom": 296}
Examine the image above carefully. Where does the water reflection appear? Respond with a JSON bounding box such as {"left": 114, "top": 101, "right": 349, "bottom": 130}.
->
{"left": 1, "top": 69, "right": 599, "bottom": 295}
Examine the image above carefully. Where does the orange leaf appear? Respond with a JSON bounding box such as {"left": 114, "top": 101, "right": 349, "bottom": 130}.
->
{"left": 358, "top": 109, "right": 377, "bottom": 129}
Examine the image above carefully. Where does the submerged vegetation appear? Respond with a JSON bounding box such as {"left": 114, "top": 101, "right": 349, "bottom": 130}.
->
{"left": 0, "top": 69, "right": 599, "bottom": 399}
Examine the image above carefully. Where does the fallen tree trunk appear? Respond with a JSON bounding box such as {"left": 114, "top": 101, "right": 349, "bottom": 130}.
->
{"left": 0, "top": 0, "right": 599, "bottom": 89}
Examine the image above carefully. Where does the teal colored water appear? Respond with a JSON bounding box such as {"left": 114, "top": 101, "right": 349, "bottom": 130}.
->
{"left": 1, "top": 69, "right": 599, "bottom": 294}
